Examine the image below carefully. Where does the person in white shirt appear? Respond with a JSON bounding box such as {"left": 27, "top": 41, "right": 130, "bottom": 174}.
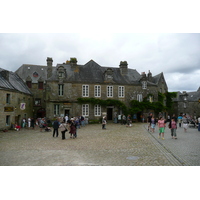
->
{"left": 65, "top": 115, "right": 69, "bottom": 122}
{"left": 198, "top": 116, "right": 200, "bottom": 131}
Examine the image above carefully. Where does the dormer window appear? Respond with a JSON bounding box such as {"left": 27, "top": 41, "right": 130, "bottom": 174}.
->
{"left": 58, "top": 72, "right": 65, "bottom": 78}
{"left": 104, "top": 68, "right": 113, "bottom": 81}
{"left": 57, "top": 66, "right": 66, "bottom": 79}
{"left": 142, "top": 81, "right": 147, "bottom": 89}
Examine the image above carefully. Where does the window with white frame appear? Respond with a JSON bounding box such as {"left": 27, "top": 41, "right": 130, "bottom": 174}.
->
{"left": 142, "top": 81, "right": 147, "bottom": 89}
{"left": 58, "top": 84, "right": 64, "bottom": 96}
{"left": 94, "top": 85, "right": 101, "bottom": 97}
{"left": 94, "top": 105, "right": 101, "bottom": 116}
{"left": 54, "top": 104, "right": 60, "bottom": 115}
{"left": 118, "top": 86, "right": 125, "bottom": 98}
{"left": 82, "top": 104, "right": 89, "bottom": 116}
{"left": 137, "top": 94, "right": 143, "bottom": 102}
{"left": 107, "top": 86, "right": 113, "bottom": 97}
{"left": 82, "top": 85, "right": 89, "bottom": 97}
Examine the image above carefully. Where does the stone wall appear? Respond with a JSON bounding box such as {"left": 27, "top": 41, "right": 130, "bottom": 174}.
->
{"left": 0, "top": 90, "right": 33, "bottom": 130}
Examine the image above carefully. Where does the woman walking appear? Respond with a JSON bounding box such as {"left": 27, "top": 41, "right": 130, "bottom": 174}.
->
{"left": 59, "top": 121, "right": 68, "bottom": 140}
{"left": 182, "top": 115, "right": 189, "bottom": 132}
{"left": 150, "top": 115, "right": 157, "bottom": 133}
{"left": 158, "top": 117, "right": 166, "bottom": 140}
{"left": 168, "top": 118, "right": 177, "bottom": 139}
{"left": 68, "top": 118, "right": 77, "bottom": 139}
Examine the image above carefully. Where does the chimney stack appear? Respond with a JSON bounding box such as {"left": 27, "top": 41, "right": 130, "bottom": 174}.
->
{"left": 119, "top": 61, "right": 128, "bottom": 75}
{"left": 0, "top": 70, "right": 9, "bottom": 81}
{"left": 46, "top": 57, "right": 53, "bottom": 78}
{"left": 46, "top": 57, "right": 53, "bottom": 67}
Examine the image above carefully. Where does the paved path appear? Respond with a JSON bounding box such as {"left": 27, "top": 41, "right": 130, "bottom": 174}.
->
{"left": 0, "top": 123, "right": 199, "bottom": 166}
{"left": 145, "top": 123, "right": 200, "bottom": 166}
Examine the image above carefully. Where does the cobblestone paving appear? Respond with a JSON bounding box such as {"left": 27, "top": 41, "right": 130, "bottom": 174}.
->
{"left": 1, "top": 122, "right": 197, "bottom": 166}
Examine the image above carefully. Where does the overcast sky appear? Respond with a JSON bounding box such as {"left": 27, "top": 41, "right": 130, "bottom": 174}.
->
{"left": 1, "top": 33, "right": 200, "bottom": 92}
{"left": 1, "top": 1, "right": 200, "bottom": 93}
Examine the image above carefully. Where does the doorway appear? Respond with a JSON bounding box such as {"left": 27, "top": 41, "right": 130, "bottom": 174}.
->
{"left": 64, "top": 109, "right": 70, "bottom": 117}
{"left": 107, "top": 108, "right": 113, "bottom": 120}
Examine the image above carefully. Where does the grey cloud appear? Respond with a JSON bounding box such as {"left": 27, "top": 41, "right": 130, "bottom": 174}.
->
{"left": 0, "top": 33, "right": 200, "bottom": 92}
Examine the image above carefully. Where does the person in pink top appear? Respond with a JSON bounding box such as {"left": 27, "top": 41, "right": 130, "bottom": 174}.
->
{"left": 158, "top": 117, "right": 166, "bottom": 140}
{"left": 168, "top": 118, "right": 177, "bottom": 139}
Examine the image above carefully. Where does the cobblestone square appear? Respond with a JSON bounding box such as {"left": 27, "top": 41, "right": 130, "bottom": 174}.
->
{"left": 0, "top": 123, "right": 199, "bottom": 166}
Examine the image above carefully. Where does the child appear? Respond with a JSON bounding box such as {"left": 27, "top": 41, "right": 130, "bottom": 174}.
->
{"left": 158, "top": 117, "right": 166, "bottom": 140}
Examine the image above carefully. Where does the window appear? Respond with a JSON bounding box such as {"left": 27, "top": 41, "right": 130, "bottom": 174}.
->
{"left": 94, "top": 85, "right": 101, "bottom": 97}
{"left": 34, "top": 98, "right": 41, "bottom": 106}
{"left": 58, "top": 84, "right": 64, "bottom": 96}
{"left": 107, "top": 86, "right": 113, "bottom": 97}
{"left": 94, "top": 105, "right": 101, "bottom": 116}
{"left": 38, "top": 82, "right": 43, "bottom": 89}
{"left": 142, "top": 81, "right": 147, "bottom": 89}
{"left": 58, "top": 72, "right": 65, "bottom": 78}
{"left": 118, "top": 86, "right": 125, "bottom": 98}
{"left": 54, "top": 104, "right": 60, "bottom": 116}
{"left": 6, "top": 115, "right": 10, "bottom": 126}
{"left": 137, "top": 94, "right": 143, "bottom": 102}
{"left": 82, "top": 104, "right": 89, "bottom": 116}
{"left": 82, "top": 85, "right": 89, "bottom": 97}
{"left": 6, "top": 94, "right": 10, "bottom": 104}
{"left": 26, "top": 81, "right": 32, "bottom": 88}
{"left": 183, "top": 103, "right": 186, "bottom": 108}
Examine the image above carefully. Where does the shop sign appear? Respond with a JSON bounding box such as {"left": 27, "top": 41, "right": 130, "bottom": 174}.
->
{"left": 4, "top": 107, "right": 14, "bottom": 112}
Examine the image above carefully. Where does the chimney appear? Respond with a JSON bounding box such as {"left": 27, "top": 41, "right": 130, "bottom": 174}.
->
{"left": 46, "top": 57, "right": 53, "bottom": 67}
{"left": 119, "top": 61, "right": 128, "bottom": 75}
{"left": 141, "top": 72, "right": 146, "bottom": 77}
{"left": 0, "top": 70, "right": 9, "bottom": 81}
{"left": 46, "top": 57, "right": 53, "bottom": 78}
{"left": 147, "top": 70, "right": 152, "bottom": 81}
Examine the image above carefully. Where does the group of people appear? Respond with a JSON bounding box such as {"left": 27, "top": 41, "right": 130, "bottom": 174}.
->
{"left": 52, "top": 115, "right": 87, "bottom": 140}
{"left": 147, "top": 113, "right": 200, "bottom": 140}
{"left": 13, "top": 117, "right": 50, "bottom": 131}
{"left": 13, "top": 115, "right": 87, "bottom": 140}
{"left": 117, "top": 114, "right": 133, "bottom": 127}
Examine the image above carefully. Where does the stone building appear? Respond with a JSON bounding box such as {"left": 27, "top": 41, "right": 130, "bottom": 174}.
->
{"left": 0, "top": 68, "right": 33, "bottom": 130}
{"left": 15, "top": 57, "right": 168, "bottom": 121}
{"left": 172, "top": 88, "right": 200, "bottom": 118}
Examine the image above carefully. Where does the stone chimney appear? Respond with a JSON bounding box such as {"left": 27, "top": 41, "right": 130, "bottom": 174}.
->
{"left": 0, "top": 70, "right": 9, "bottom": 81}
{"left": 46, "top": 57, "right": 53, "bottom": 78}
{"left": 46, "top": 57, "right": 53, "bottom": 67}
{"left": 141, "top": 72, "right": 146, "bottom": 77}
{"left": 119, "top": 61, "right": 128, "bottom": 75}
{"left": 147, "top": 70, "right": 152, "bottom": 81}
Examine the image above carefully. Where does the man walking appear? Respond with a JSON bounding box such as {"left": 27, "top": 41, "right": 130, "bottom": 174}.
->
{"left": 53, "top": 118, "right": 60, "bottom": 137}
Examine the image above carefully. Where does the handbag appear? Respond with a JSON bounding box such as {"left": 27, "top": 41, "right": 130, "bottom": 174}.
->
{"left": 64, "top": 125, "right": 68, "bottom": 132}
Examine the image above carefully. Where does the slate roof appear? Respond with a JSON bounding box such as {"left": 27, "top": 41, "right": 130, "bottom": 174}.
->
{"left": 15, "top": 59, "right": 165, "bottom": 87}
{"left": 173, "top": 90, "right": 200, "bottom": 102}
{"left": 47, "top": 60, "right": 161, "bottom": 86}
{"left": 0, "top": 68, "right": 32, "bottom": 95}
{"left": 15, "top": 64, "right": 47, "bottom": 83}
